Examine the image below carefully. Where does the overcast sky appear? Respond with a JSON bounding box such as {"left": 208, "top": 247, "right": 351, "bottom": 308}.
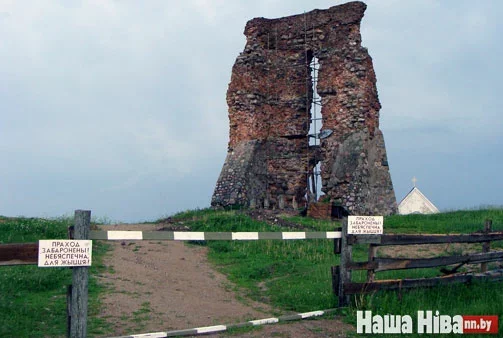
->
{"left": 1, "top": 1, "right": 501, "bottom": 222}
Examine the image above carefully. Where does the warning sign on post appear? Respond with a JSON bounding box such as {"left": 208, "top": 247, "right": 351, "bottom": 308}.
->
{"left": 348, "top": 216, "right": 383, "bottom": 235}
{"left": 38, "top": 240, "right": 92, "bottom": 267}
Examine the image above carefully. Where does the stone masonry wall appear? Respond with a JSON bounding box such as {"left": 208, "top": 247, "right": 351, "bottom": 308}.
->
{"left": 212, "top": 1, "right": 397, "bottom": 215}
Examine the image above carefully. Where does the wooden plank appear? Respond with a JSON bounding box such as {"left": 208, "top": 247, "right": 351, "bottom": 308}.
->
{"left": 0, "top": 243, "right": 38, "bottom": 266}
{"left": 66, "top": 285, "right": 72, "bottom": 338}
{"left": 90, "top": 230, "right": 342, "bottom": 241}
{"left": 142, "top": 231, "right": 175, "bottom": 240}
{"left": 347, "top": 234, "right": 381, "bottom": 245}
{"left": 331, "top": 266, "right": 340, "bottom": 296}
{"left": 367, "top": 244, "right": 377, "bottom": 282}
{"left": 348, "top": 232, "right": 503, "bottom": 246}
{"left": 70, "top": 210, "right": 90, "bottom": 338}
{"left": 348, "top": 261, "right": 378, "bottom": 271}
{"left": 481, "top": 220, "right": 492, "bottom": 272}
{"left": 258, "top": 232, "right": 283, "bottom": 240}
{"left": 193, "top": 232, "right": 226, "bottom": 240}
{"left": 344, "top": 269, "right": 503, "bottom": 294}
{"left": 334, "top": 238, "right": 341, "bottom": 254}
{"left": 333, "top": 227, "right": 342, "bottom": 254}
{"left": 348, "top": 251, "right": 503, "bottom": 272}
{"left": 305, "top": 232, "right": 339, "bottom": 239}
{"left": 381, "top": 232, "right": 503, "bottom": 245}
{"left": 89, "top": 231, "right": 107, "bottom": 240}
{"left": 337, "top": 218, "right": 351, "bottom": 306}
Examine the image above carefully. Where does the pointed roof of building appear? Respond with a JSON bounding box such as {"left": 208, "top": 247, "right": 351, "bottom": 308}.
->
{"left": 398, "top": 178, "right": 439, "bottom": 215}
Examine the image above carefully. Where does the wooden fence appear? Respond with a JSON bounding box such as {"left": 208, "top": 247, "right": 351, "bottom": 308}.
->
{"left": 0, "top": 211, "right": 342, "bottom": 337}
{"left": 4, "top": 213, "right": 503, "bottom": 336}
{"left": 0, "top": 211, "right": 91, "bottom": 338}
{"left": 332, "top": 218, "right": 503, "bottom": 306}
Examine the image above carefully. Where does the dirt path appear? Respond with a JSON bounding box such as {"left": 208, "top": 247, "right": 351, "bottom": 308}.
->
{"left": 95, "top": 224, "right": 353, "bottom": 337}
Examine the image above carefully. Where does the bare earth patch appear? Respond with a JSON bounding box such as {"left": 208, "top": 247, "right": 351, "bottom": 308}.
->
{"left": 95, "top": 224, "right": 353, "bottom": 337}
{"left": 379, "top": 243, "right": 483, "bottom": 259}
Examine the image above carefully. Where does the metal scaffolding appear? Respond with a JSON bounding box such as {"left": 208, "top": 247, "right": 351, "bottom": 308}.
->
{"left": 304, "top": 11, "right": 323, "bottom": 203}
{"left": 261, "top": 12, "right": 325, "bottom": 208}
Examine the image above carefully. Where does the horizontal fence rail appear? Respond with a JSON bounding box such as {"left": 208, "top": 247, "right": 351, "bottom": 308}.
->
{"left": 0, "top": 243, "right": 38, "bottom": 266}
{"left": 90, "top": 231, "right": 342, "bottom": 241}
{"left": 0, "top": 231, "right": 343, "bottom": 266}
{"left": 348, "top": 251, "right": 503, "bottom": 272}
{"left": 3, "top": 210, "right": 345, "bottom": 338}
{"left": 334, "top": 219, "right": 503, "bottom": 305}
{"left": 344, "top": 268, "right": 503, "bottom": 294}
{"left": 110, "top": 308, "right": 338, "bottom": 338}
{"left": 348, "top": 232, "right": 503, "bottom": 246}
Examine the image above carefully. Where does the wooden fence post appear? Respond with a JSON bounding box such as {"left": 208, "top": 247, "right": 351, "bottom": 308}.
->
{"left": 334, "top": 227, "right": 342, "bottom": 254}
{"left": 332, "top": 225, "right": 342, "bottom": 297}
{"left": 66, "top": 285, "right": 72, "bottom": 338}
{"left": 337, "top": 217, "right": 352, "bottom": 307}
{"left": 70, "top": 210, "right": 91, "bottom": 338}
{"left": 67, "top": 224, "right": 74, "bottom": 338}
{"left": 367, "top": 244, "right": 377, "bottom": 282}
{"left": 481, "top": 219, "right": 492, "bottom": 273}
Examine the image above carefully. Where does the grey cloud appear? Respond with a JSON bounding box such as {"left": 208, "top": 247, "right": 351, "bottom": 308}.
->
{"left": 1, "top": 0, "right": 502, "bottom": 221}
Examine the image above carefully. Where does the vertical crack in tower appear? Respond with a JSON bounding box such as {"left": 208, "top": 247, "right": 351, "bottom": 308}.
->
{"left": 211, "top": 1, "right": 397, "bottom": 215}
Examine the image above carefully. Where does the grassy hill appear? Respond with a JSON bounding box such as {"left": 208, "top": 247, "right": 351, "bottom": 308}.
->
{"left": 165, "top": 208, "right": 503, "bottom": 337}
{"left": 1, "top": 208, "right": 502, "bottom": 337}
{"left": 0, "top": 216, "right": 110, "bottom": 337}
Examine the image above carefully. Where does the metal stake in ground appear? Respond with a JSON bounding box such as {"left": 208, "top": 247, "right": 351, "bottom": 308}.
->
{"left": 70, "top": 210, "right": 91, "bottom": 338}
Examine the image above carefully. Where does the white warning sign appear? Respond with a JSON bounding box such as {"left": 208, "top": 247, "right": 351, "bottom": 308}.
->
{"left": 348, "top": 216, "right": 383, "bottom": 235}
{"left": 38, "top": 240, "right": 92, "bottom": 267}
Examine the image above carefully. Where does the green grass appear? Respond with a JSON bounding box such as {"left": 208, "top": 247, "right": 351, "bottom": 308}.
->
{"left": 280, "top": 215, "right": 339, "bottom": 231}
{"left": 383, "top": 208, "right": 503, "bottom": 233}
{"left": 345, "top": 209, "right": 503, "bottom": 337}
{"left": 0, "top": 216, "right": 111, "bottom": 337}
{"left": 160, "top": 207, "right": 236, "bottom": 223}
{"left": 346, "top": 280, "right": 503, "bottom": 337}
{"left": 169, "top": 208, "right": 503, "bottom": 337}
{"left": 3, "top": 208, "right": 502, "bottom": 337}
{"left": 170, "top": 209, "right": 341, "bottom": 312}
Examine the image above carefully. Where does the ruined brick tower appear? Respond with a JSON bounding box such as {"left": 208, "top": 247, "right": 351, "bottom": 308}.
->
{"left": 212, "top": 1, "right": 397, "bottom": 215}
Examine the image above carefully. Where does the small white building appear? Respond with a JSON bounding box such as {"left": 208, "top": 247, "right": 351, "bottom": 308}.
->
{"left": 398, "top": 178, "right": 439, "bottom": 215}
